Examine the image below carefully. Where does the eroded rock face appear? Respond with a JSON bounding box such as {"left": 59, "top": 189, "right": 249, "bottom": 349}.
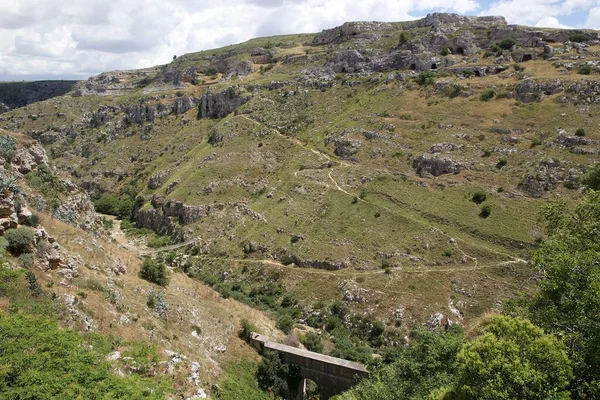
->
{"left": 412, "top": 155, "right": 462, "bottom": 177}
{"left": 197, "top": 90, "right": 250, "bottom": 119}
{"left": 325, "top": 131, "right": 362, "bottom": 159}
{"left": 311, "top": 21, "right": 393, "bottom": 46}
{"left": 515, "top": 79, "right": 564, "bottom": 103}
{"left": 518, "top": 159, "right": 583, "bottom": 197}
{"left": 148, "top": 170, "right": 170, "bottom": 190}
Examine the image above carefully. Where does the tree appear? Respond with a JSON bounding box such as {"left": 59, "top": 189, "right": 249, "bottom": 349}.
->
{"left": 139, "top": 257, "right": 169, "bottom": 286}
{"left": 448, "top": 316, "right": 572, "bottom": 400}
{"left": 256, "top": 351, "right": 290, "bottom": 397}
{"left": 526, "top": 190, "right": 600, "bottom": 396}
{"left": 581, "top": 163, "right": 600, "bottom": 190}
{"left": 339, "top": 326, "right": 465, "bottom": 400}
{"left": 301, "top": 332, "right": 323, "bottom": 353}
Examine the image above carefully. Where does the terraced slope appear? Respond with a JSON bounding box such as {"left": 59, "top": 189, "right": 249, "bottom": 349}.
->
{"left": 2, "top": 13, "right": 600, "bottom": 330}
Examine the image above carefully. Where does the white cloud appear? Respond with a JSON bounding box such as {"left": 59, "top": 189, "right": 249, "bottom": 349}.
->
{"left": 535, "top": 16, "right": 572, "bottom": 28}
{"left": 0, "top": 0, "right": 595, "bottom": 80}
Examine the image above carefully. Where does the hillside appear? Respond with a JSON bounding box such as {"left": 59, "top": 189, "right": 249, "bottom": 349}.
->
{"left": 1, "top": 12, "right": 600, "bottom": 398}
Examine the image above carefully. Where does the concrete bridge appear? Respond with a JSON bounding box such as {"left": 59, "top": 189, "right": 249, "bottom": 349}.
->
{"left": 251, "top": 333, "right": 369, "bottom": 399}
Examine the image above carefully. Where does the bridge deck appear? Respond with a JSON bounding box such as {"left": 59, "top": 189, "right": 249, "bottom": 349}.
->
{"left": 252, "top": 333, "right": 368, "bottom": 373}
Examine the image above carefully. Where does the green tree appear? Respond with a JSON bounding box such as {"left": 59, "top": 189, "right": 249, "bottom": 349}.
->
{"left": 256, "top": 351, "right": 290, "bottom": 397}
{"left": 302, "top": 332, "right": 323, "bottom": 353}
{"left": 5, "top": 227, "right": 35, "bottom": 255}
{"left": 526, "top": 190, "right": 600, "bottom": 396}
{"left": 339, "top": 326, "right": 465, "bottom": 400}
{"left": 581, "top": 163, "right": 600, "bottom": 190}
{"left": 448, "top": 316, "right": 571, "bottom": 400}
{"left": 139, "top": 257, "right": 169, "bottom": 286}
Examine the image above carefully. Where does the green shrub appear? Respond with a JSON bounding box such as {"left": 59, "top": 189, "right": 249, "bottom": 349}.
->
{"left": 0, "top": 135, "right": 17, "bottom": 161}
{"left": 93, "top": 195, "right": 133, "bottom": 219}
{"left": 497, "top": 38, "right": 516, "bottom": 50}
{"left": 569, "top": 33, "right": 588, "bottom": 43}
{"left": 479, "top": 89, "right": 496, "bottom": 101}
{"left": 416, "top": 71, "right": 436, "bottom": 86}
{"left": 26, "top": 270, "right": 41, "bottom": 296}
{"left": 22, "top": 214, "right": 40, "bottom": 227}
{"left": 531, "top": 138, "right": 543, "bottom": 148}
{"left": 575, "top": 128, "right": 586, "bottom": 137}
{"left": 496, "top": 157, "right": 508, "bottom": 169}
{"left": 146, "top": 235, "right": 173, "bottom": 248}
{"left": 398, "top": 31, "right": 409, "bottom": 45}
{"left": 276, "top": 313, "right": 295, "bottom": 334}
{"left": 5, "top": 227, "right": 35, "bottom": 254}
{"left": 440, "top": 48, "right": 450, "bottom": 56}
{"left": 581, "top": 163, "right": 600, "bottom": 190}
{"left": 240, "top": 319, "right": 257, "bottom": 342}
{"left": 443, "top": 84, "right": 462, "bottom": 98}
{"left": 139, "top": 257, "right": 169, "bottom": 286}
{"left": 472, "top": 190, "right": 487, "bottom": 204}
{"left": 302, "top": 332, "right": 324, "bottom": 353}
{"left": 19, "top": 253, "right": 34, "bottom": 268}
{"left": 579, "top": 64, "right": 593, "bottom": 75}
{"left": 480, "top": 204, "right": 492, "bottom": 218}
{"left": 482, "top": 149, "right": 492, "bottom": 157}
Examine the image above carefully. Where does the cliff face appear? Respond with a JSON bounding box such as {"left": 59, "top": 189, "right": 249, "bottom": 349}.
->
{"left": 0, "top": 81, "right": 79, "bottom": 110}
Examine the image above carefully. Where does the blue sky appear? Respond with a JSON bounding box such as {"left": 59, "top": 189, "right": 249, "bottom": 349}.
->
{"left": 0, "top": 0, "right": 598, "bottom": 81}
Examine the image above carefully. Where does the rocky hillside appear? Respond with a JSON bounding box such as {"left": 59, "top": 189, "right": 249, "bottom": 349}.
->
{"left": 1, "top": 12, "right": 600, "bottom": 391}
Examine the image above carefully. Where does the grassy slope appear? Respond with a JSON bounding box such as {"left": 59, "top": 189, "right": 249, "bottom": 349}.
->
{"left": 1, "top": 32, "right": 599, "bottom": 331}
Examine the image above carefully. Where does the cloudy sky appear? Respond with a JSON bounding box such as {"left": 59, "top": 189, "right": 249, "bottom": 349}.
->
{"left": 0, "top": 0, "right": 598, "bottom": 81}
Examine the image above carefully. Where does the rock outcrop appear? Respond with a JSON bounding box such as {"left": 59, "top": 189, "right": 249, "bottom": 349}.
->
{"left": 197, "top": 89, "right": 251, "bottom": 119}
{"left": 412, "top": 155, "right": 463, "bottom": 177}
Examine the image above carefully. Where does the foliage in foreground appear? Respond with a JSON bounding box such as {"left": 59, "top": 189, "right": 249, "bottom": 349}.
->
{"left": 0, "top": 258, "right": 169, "bottom": 399}
{"left": 139, "top": 257, "right": 169, "bottom": 286}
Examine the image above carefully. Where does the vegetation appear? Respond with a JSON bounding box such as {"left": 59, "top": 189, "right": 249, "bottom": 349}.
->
{"left": 497, "top": 38, "right": 516, "bottom": 50}
{"left": 93, "top": 195, "right": 133, "bottom": 219}
{"left": 575, "top": 128, "right": 586, "bottom": 137}
{"left": 5, "top": 227, "right": 35, "bottom": 255}
{"left": 581, "top": 163, "right": 600, "bottom": 190}
{"left": 479, "top": 88, "right": 496, "bottom": 101}
{"left": 471, "top": 190, "right": 487, "bottom": 204}
{"left": 416, "top": 71, "right": 436, "bottom": 86}
{"left": 301, "top": 331, "right": 324, "bottom": 353}
{"left": 579, "top": 64, "right": 593, "bottom": 75}
{"left": 479, "top": 204, "right": 492, "bottom": 218}
{"left": 0, "top": 135, "right": 17, "bottom": 161}
{"left": 139, "top": 257, "right": 169, "bottom": 286}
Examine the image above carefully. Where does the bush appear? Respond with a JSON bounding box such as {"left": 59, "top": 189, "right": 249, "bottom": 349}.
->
{"left": 93, "top": 195, "right": 133, "bottom": 220}
{"left": 531, "top": 138, "right": 543, "bottom": 148}
{"left": 579, "top": 64, "right": 593, "bottom": 75}
{"left": 398, "top": 31, "right": 409, "bottom": 45}
{"left": 496, "top": 157, "right": 508, "bottom": 169}
{"left": 146, "top": 289, "right": 169, "bottom": 317}
{"left": 416, "top": 71, "right": 435, "bottom": 86}
{"left": 472, "top": 190, "right": 487, "bottom": 204}
{"left": 480, "top": 204, "right": 492, "bottom": 218}
{"left": 575, "top": 128, "right": 586, "bottom": 137}
{"left": 22, "top": 214, "right": 40, "bottom": 227}
{"left": 440, "top": 48, "right": 450, "bottom": 56}
{"left": 497, "top": 38, "right": 516, "bottom": 50}
{"left": 0, "top": 135, "right": 17, "bottom": 161}
{"left": 5, "top": 227, "right": 35, "bottom": 254}
{"left": 276, "top": 313, "right": 295, "bottom": 334}
{"left": 581, "top": 163, "right": 600, "bottom": 190}
{"left": 240, "top": 319, "right": 257, "bottom": 342}
{"left": 302, "top": 332, "right": 323, "bottom": 353}
{"left": 139, "top": 257, "right": 169, "bottom": 286}
{"left": 479, "top": 89, "right": 496, "bottom": 101}
{"left": 569, "top": 33, "right": 588, "bottom": 43}
{"left": 19, "top": 253, "right": 34, "bottom": 268}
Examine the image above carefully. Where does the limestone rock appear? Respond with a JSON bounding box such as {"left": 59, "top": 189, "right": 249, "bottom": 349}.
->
{"left": 198, "top": 89, "right": 250, "bottom": 119}
{"left": 148, "top": 170, "right": 170, "bottom": 189}
{"left": 311, "top": 21, "right": 392, "bottom": 46}
{"left": 412, "top": 155, "right": 462, "bottom": 177}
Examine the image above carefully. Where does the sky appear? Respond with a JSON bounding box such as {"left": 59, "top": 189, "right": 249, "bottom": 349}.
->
{"left": 0, "top": 0, "right": 598, "bottom": 81}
